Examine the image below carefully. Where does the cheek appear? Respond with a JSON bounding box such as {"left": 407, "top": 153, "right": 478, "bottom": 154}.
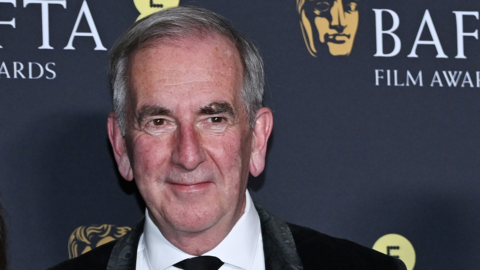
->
{"left": 131, "top": 136, "right": 170, "bottom": 177}
{"left": 212, "top": 141, "right": 241, "bottom": 169}
{"left": 204, "top": 133, "right": 246, "bottom": 173}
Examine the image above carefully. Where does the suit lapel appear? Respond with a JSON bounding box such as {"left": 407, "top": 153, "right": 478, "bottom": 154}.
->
{"left": 256, "top": 204, "right": 304, "bottom": 270}
{"left": 105, "top": 207, "right": 304, "bottom": 270}
{"left": 106, "top": 218, "right": 144, "bottom": 270}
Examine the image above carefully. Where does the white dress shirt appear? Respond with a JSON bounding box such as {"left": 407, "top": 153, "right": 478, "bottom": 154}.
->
{"left": 136, "top": 191, "right": 265, "bottom": 270}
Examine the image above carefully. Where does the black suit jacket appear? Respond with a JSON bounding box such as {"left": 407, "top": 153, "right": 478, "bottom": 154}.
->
{"left": 48, "top": 205, "right": 406, "bottom": 270}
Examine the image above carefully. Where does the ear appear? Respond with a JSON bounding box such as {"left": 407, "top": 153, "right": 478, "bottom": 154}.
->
{"left": 107, "top": 112, "right": 134, "bottom": 181}
{"left": 249, "top": 107, "right": 273, "bottom": 177}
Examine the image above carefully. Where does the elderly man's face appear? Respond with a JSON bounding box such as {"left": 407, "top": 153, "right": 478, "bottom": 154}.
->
{"left": 299, "top": 0, "right": 359, "bottom": 56}
{"left": 108, "top": 34, "right": 271, "bottom": 245}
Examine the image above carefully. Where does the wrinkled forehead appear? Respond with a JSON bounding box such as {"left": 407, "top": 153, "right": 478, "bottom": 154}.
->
{"left": 126, "top": 33, "right": 244, "bottom": 104}
{"left": 137, "top": 33, "right": 242, "bottom": 71}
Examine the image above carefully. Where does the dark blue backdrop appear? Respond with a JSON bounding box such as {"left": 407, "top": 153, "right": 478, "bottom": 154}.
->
{"left": 0, "top": 1, "right": 479, "bottom": 269}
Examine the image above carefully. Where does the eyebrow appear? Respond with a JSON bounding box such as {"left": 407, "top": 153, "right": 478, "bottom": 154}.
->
{"left": 199, "top": 102, "right": 235, "bottom": 117}
{"left": 136, "top": 105, "right": 171, "bottom": 126}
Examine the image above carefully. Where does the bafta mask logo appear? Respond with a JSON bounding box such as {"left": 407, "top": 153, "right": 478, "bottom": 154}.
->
{"left": 68, "top": 224, "right": 131, "bottom": 259}
{"left": 297, "top": 0, "right": 359, "bottom": 56}
{"left": 134, "top": 0, "right": 180, "bottom": 21}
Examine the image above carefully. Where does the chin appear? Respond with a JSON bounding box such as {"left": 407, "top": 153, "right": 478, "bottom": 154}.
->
{"left": 167, "top": 204, "right": 224, "bottom": 233}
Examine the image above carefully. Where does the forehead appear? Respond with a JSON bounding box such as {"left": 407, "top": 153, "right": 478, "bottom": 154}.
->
{"left": 127, "top": 34, "right": 243, "bottom": 108}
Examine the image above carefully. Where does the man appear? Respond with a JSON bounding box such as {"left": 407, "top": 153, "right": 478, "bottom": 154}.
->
{"left": 297, "top": 0, "right": 359, "bottom": 56}
{"left": 49, "top": 6, "right": 406, "bottom": 270}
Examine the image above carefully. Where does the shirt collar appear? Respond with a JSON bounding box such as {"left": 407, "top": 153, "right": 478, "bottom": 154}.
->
{"left": 143, "top": 190, "right": 261, "bottom": 270}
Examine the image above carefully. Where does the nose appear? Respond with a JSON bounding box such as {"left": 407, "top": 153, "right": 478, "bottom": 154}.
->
{"left": 330, "top": 0, "right": 347, "bottom": 32}
{"left": 171, "top": 124, "right": 206, "bottom": 171}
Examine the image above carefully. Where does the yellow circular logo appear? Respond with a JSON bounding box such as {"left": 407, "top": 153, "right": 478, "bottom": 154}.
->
{"left": 134, "top": 0, "right": 180, "bottom": 21}
{"left": 373, "top": 234, "right": 416, "bottom": 270}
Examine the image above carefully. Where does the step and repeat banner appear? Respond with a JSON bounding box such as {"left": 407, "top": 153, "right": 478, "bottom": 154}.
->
{"left": 1, "top": 0, "right": 479, "bottom": 269}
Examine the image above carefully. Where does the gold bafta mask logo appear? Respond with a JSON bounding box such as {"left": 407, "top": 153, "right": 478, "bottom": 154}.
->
{"left": 68, "top": 224, "right": 131, "bottom": 259}
{"left": 134, "top": 0, "right": 180, "bottom": 21}
{"left": 297, "top": 0, "right": 359, "bottom": 56}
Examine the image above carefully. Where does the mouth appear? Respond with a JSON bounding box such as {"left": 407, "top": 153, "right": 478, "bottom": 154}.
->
{"left": 325, "top": 33, "right": 350, "bottom": 44}
{"left": 167, "top": 181, "right": 213, "bottom": 193}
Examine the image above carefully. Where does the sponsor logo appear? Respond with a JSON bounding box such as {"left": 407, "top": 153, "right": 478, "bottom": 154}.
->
{"left": 134, "top": 0, "right": 180, "bottom": 21}
{"left": 0, "top": 0, "right": 108, "bottom": 80}
{"left": 375, "top": 70, "right": 480, "bottom": 88}
{"left": 297, "top": 0, "right": 359, "bottom": 56}
{"left": 0, "top": 0, "right": 106, "bottom": 51}
{"left": 373, "top": 9, "right": 480, "bottom": 87}
{"left": 373, "top": 9, "right": 478, "bottom": 59}
{"left": 373, "top": 234, "right": 416, "bottom": 270}
{"left": 68, "top": 224, "right": 131, "bottom": 259}
{"left": 0, "top": 61, "right": 56, "bottom": 79}
{"left": 296, "top": 1, "right": 480, "bottom": 88}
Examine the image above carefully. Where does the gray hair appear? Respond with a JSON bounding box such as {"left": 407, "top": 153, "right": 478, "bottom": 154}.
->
{"left": 109, "top": 6, "right": 265, "bottom": 135}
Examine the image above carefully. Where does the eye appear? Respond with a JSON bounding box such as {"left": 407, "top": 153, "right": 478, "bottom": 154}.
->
{"left": 209, "top": 117, "right": 225, "bottom": 123}
{"left": 152, "top": 118, "right": 166, "bottom": 126}
{"left": 142, "top": 117, "right": 175, "bottom": 136}
{"left": 198, "top": 116, "right": 229, "bottom": 133}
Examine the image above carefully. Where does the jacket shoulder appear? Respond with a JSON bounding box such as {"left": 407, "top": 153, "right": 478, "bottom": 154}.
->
{"left": 47, "top": 240, "right": 116, "bottom": 270}
{"left": 288, "top": 223, "right": 406, "bottom": 270}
